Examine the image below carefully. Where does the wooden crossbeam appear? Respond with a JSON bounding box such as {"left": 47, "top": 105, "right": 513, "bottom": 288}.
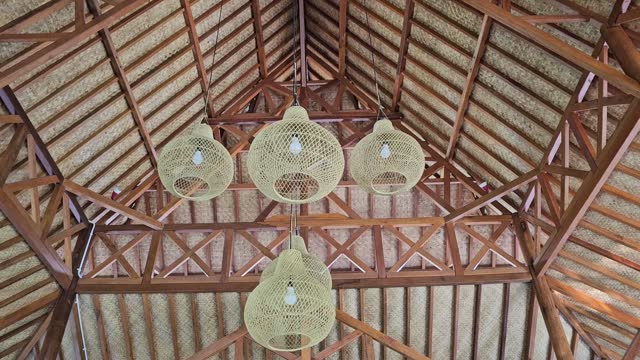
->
{"left": 623, "top": 330, "right": 640, "bottom": 360}
{"left": 461, "top": 0, "right": 640, "bottom": 97}
{"left": 534, "top": 98, "right": 640, "bottom": 276}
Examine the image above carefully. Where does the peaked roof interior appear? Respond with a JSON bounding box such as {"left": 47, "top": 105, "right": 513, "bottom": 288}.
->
{"left": 0, "top": 0, "right": 639, "bottom": 359}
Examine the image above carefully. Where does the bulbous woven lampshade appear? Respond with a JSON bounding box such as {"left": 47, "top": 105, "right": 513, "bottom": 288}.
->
{"left": 350, "top": 119, "right": 424, "bottom": 195}
{"left": 245, "top": 249, "right": 335, "bottom": 351}
{"left": 247, "top": 106, "right": 344, "bottom": 204}
{"left": 158, "top": 124, "right": 233, "bottom": 201}
{"left": 261, "top": 235, "right": 331, "bottom": 289}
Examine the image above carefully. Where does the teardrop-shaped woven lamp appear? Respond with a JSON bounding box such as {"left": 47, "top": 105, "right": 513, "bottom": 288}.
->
{"left": 158, "top": 124, "right": 233, "bottom": 201}
{"left": 247, "top": 106, "right": 344, "bottom": 204}
{"left": 350, "top": 119, "right": 424, "bottom": 195}
{"left": 261, "top": 235, "right": 331, "bottom": 289}
{"left": 245, "top": 249, "right": 335, "bottom": 351}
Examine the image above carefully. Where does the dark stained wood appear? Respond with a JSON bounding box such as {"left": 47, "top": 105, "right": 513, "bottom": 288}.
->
{"left": 513, "top": 215, "right": 573, "bottom": 360}
{"left": 535, "top": 99, "right": 640, "bottom": 276}
{"left": 622, "top": 330, "right": 640, "bottom": 360}
{"left": 391, "top": 0, "right": 415, "bottom": 110}
{"left": 446, "top": 14, "right": 492, "bottom": 160}
{"left": 461, "top": 0, "right": 640, "bottom": 97}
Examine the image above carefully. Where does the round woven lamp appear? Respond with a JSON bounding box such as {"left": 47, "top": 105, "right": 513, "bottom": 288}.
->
{"left": 158, "top": 124, "right": 233, "bottom": 201}
{"left": 261, "top": 235, "right": 331, "bottom": 289}
{"left": 245, "top": 249, "right": 335, "bottom": 351}
{"left": 350, "top": 119, "right": 424, "bottom": 195}
{"left": 247, "top": 106, "right": 344, "bottom": 204}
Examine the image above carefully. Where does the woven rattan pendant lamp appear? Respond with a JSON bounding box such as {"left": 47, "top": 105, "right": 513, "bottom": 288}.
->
{"left": 247, "top": 106, "right": 344, "bottom": 204}
{"left": 246, "top": 0, "right": 343, "bottom": 204}
{"left": 349, "top": 0, "right": 424, "bottom": 195}
{"left": 350, "top": 119, "right": 424, "bottom": 195}
{"left": 244, "top": 210, "right": 335, "bottom": 351}
{"left": 158, "top": 3, "right": 232, "bottom": 201}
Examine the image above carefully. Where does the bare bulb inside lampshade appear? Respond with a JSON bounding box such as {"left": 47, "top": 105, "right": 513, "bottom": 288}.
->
{"left": 289, "top": 135, "right": 302, "bottom": 155}
{"left": 284, "top": 286, "right": 298, "bottom": 305}
{"left": 380, "top": 143, "right": 391, "bottom": 159}
{"left": 192, "top": 149, "right": 204, "bottom": 165}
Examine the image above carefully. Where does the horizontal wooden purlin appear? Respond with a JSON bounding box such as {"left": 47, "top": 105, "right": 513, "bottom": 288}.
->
{"left": 208, "top": 111, "right": 403, "bottom": 124}
{"left": 92, "top": 215, "right": 518, "bottom": 233}
{"left": 76, "top": 270, "right": 531, "bottom": 293}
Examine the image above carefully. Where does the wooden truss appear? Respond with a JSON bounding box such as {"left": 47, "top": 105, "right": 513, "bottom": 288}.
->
{"left": 1, "top": 0, "right": 640, "bottom": 359}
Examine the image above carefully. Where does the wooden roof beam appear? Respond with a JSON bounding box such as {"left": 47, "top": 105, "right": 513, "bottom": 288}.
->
{"left": 180, "top": 0, "right": 216, "bottom": 116}
{"left": 337, "top": 0, "right": 348, "bottom": 75}
{"left": 513, "top": 215, "right": 573, "bottom": 360}
{"left": 86, "top": 0, "right": 158, "bottom": 167}
{"left": 534, "top": 98, "right": 640, "bottom": 276}
{"left": 0, "top": 0, "right": 148, "bottom": 89}
{"left": 391, "top": 0, "right": 415, "bottom": 111}
{"left": 601, "top": 24, "right": 640, "bottom": 81}
{"left": 446, "top": 13, "right": 493, "bottom": 160}
{"left": 298, "top": 0, "right": 307, "bottom": 88}
{"left": 461, "top": 0, "right": 640, "bottom": 98}
{"left": 251, "top": 0, "right": 268, "bottom": 78}
{"left": 623, "top": 330, "right": 640, "bottom": 360}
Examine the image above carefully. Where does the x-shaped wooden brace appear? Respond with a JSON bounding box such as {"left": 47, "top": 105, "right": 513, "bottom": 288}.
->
{"left": 94, "top": 233, "right": 140, "bottom": 278}
{"left": 457, "top": 223, "right": 524, "bottom": 269}
{"left": 312, "top": 227, "right": 375, "bottom": 274}
{"left": 84, "top": 231, "right": 151, "bottom": 278}
{"left": 234, "top": 231, "right": 289, "bottom": 276}
{"left": 385, "top": 225, "right": 452, "bottom": 273}
{"left": 163, "top": 231, "right": 217, "bottom": 277}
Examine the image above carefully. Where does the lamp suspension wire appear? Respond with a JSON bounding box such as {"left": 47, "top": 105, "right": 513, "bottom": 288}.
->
{"left": 362, "top": 0, "right": 386, "bottom": 120}
{"left": 201, "top": 0, "right": 225, "bottom": 121}
{"left": 290, "top": 0, "right": 300, "bottom": 105}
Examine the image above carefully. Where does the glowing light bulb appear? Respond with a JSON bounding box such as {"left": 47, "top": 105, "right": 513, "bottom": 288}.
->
{"left": 192, "top": 149, "right": 204, "bottom": 165}
{"left": 284, "top": 286, "right": 298, "bottom": 305}
{"left": 380, "top": 143, "right": 391, "bottom": 159}
{"left": 289, "top": 135, "right": 302, "bottom": 155}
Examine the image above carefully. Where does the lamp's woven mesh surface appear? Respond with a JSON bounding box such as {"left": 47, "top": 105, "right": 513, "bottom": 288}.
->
{"left": 350, "top": 119, "right": 424, "bottom": 195}
{"left": 158, "top": 124, "right": 233, "bottom": 201}
{"left": 247, "top": 106, "right": 344, "bottom": 204}
{"left": 245, "top": 249, "right": 335, "bottom": 351}
{"left": 261, "top": 236, "right": 332, "bottom": 289}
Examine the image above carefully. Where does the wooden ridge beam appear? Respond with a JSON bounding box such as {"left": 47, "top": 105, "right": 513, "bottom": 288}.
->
{"left": 298, "top": 0, "right": 307, "bottom": 87}
{"left": 534, "top": 98, "right": 640, "bottom": 276}
{"left": 461, "top": 0, "right": 640, "bottom": 98}
{"left": 623, "top": 330, "right": 640, "bottom": 360}
{"left": 446, "top": 13, "right": 493, "bottom": 160}
{"left": 0, "top": 0, "right": 149, "bottom": 89}
{"left": 337, "top": 0, "right": 348, "bottom": 75}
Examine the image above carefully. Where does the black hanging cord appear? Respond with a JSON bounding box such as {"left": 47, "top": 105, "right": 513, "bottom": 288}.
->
{"left": 288, "top": 204, "right": 299, "bottom": 249}
{"left": 291, "top": 0, "right": 300, "bottom": 105}
{"left": 201, "top": 0, "right": 225, "bottom": 121}
{"left": 362, "top": 0, "right": 387, "bottom": 120}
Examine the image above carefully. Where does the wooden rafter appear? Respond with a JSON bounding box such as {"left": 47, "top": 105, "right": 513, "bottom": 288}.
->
{"left": 0, "top": 0, "right": 149, "bottom": 89}
{"left": 390, "top": 0, "right": 415, "bottom": 111}
{"left": 446, "top": 13, "right": 493, "bottom": 160}
{"left": 461, "top": 0, "right": 640, "bottom": 98}
{"left": 534, "top": 98, "right": 640, "bottom": 276}
{"left": 513, "top": 215, "right": 573, "bottom": 360}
